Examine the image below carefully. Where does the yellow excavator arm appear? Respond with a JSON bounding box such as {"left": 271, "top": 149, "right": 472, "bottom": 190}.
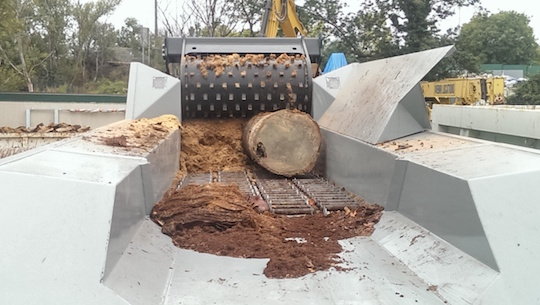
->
{"left": 261, "top": 0, "right": 308, "bottom": 37}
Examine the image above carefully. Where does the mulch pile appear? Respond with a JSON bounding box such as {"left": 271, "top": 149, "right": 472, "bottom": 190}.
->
{"left": 150, "top": 118, "right": 384, "bottom": 278}
{"left": 152, "top": 182, "right": 383, "bottom": 279}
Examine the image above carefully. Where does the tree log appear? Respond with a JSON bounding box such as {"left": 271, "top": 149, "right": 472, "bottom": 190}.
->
{"left": 242, "top": 109, "right": 321, "bottom": 177}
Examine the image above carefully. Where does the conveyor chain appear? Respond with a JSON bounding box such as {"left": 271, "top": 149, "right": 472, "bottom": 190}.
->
{"left": 178, "top": 171, "right": 362, "bottom": 215}
{"left": 254, "top": 171, "right": 314, "bottom": 215}
{"left": 218, "top": 171, "right": 259, "bottom": 197}
{"left": 292, "top": 177, "right": 361, "bottom": 211}
{"left": 178, "top": 172, "right": 213, "bottom": 189}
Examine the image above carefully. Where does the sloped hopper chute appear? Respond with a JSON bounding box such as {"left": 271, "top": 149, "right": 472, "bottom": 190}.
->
{"left": 318, "top": 46, "right": 455, "bottom": 144}
{"left": 125, "top": 62, "right": 182, "bottom": 121}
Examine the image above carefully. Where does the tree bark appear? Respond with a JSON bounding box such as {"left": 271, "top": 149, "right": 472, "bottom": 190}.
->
{"left": 242, "top": 109, "right": 322, "bottom": 177}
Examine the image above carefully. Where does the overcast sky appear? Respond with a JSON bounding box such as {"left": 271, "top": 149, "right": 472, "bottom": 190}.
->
{"left": 101, "top": 0, "right": 540, "bottom": 41}
{"left": 439, "top": 0, "right": 540, "bottom": 41}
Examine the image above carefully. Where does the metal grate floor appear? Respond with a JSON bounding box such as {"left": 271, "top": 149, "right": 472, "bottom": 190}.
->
{"left": 177, "top": 171, "right": 363, "bottom": 215}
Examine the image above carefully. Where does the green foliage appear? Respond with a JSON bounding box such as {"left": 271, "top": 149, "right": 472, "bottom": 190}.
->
{"left": 0, "top": 0, "right": 55, "bottom": 91}
{"left": 457, "top": 11, "right": 538, "bottom": 66}
{"left": 423, "top": 28, "right": 481, "bottom": 81}
{"left": 85, "top": 79, "right": 128, "bottom": 95}
{"left": 33, "top": 0, "right": 71, "bottom": 89}
{"left": 507, "top": 74, "right": 540, "bottom": 105}
{"left": 53, "top": 78, "right": 127, "bottom": 94}
{"left": 299, "top": 0, "right": 480, "bottom": 66}
{"left": 118, "top": 18, "right": 143, "bottom": 48}
{"left": 70, "top": 0, "right": 121, "bottom": 87}
{"left": 0, "top": 0, "right": 125, "bottom": 93}
{"left": 0, "top": 66, "right": 26, "bottom": 91}
{"left": 299, "top": 0, "right": 345, "bottom": 36}
{"left": 0, "top": 1, "right": 16, "bottom": 39}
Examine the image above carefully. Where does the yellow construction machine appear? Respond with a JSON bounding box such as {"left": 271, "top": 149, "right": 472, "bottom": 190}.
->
{"left": 260, "top": 0, "right": 308, "bottom": 37}
{"left": 421, "top": 77, "right": 505, "bottom": 107}
{"left": 162, "top": 0, "right": 321, "bottom": 119}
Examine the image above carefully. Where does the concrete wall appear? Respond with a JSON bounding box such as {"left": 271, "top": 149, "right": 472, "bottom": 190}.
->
{"left": 0, "top": 101, "right": 125, "bottom": 128}
{"left": 431, "top": 104, "right": 540, "bottom": 149}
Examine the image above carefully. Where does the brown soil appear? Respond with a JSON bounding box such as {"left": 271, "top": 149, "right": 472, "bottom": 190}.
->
{"left": 0, "top": 122, "right": 90, "bottom": 133}
{"left": 152, "top": 182, "right": 383, "bottom": 279}
{"left": 179, "top": 118, "right": 253, "bottom": 173}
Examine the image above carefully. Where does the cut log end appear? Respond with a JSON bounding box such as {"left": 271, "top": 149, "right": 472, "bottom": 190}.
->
{"left": 243, "top": 109, "right": 321, "bottom": 177}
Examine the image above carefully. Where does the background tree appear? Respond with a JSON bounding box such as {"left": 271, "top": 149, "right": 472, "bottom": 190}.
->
{"left": 187, "top": 0, "right": 239, "bottom": 37}
{"left": 507, "top": 73, "right": 540, "bottom": 105}
{"left": 70, "top": 0, "right": 121, "bottom": 90}
{"left": 0, "top": 0, "right": 27, "bottom": 91}
{"left": 0, "top": 0, "right": 138, "bottom": 93}
{"left": 33, "top": 0, "right": 71, "bottom": 90}
{"left": 0, "top": 0, "right": 56, "bottom": 92}
{"left": 298, "top": 0, "right": 481, "bottom": 68}
{"left": 159, "top": 0, "right": 193, "bottom": 36}
{"left": 387, "top": 0, "right": 481, "bottom": 53}
{"left": 117, "top": 17, "right": 144, "bottom": 60}
{"left": 299, "top": 0, "right": 361, "bottom": 64}
{"left": 235, "top": 0, "right": 265, "bottom": 37}
{"left": 91, "top": 22, "right": 117, "bottom": 81}
{"left": 457, "top": 11, "right": 538, "bottom": 67}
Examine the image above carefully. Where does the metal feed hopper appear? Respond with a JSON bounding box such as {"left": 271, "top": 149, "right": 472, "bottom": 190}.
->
{"left": 2, "top": 46, "right": 540, "bottom": 304}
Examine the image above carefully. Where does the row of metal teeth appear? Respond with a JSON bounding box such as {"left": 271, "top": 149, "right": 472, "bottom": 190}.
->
{"left": 177, "top": 171, "right": 361, "bottom": 215}
{"left": 185, "top": 93, "right": 303, "bottom": 103}
{"left": 183, "top": 102, "right": 309, "bottom": 118}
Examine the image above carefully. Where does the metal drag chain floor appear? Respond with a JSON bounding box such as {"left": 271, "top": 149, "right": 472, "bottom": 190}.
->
{"left": 178, "top": 171, "right": 362, "bottom": 215}
{"left": 292, "top": 177, "right": 361, "bottom": 211}
{"left": 218, "top": 171, "right": 258, "bottom": 197}
{"left": 253, "top": 171, "right": 314, "bottom": 215}
{"left": 177, "top": 173, "right": 213, "bottom": 189}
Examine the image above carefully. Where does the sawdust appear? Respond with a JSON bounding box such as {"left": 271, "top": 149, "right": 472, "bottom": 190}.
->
{"left": 84, "top": 114, "right": 180, "bottom": 153}
{"left": 186, "top": 53, "right": 298, "bottom": 79}
{"left": 179, "top": 118, "right": 253, "bottom": 173}
{"left": 152, "top": 183, "right": 384, "bottom": 279}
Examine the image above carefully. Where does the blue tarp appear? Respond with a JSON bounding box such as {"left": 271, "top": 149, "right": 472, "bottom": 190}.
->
{"left": 323, "top": 53, "right": 347, "bottom": 74}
